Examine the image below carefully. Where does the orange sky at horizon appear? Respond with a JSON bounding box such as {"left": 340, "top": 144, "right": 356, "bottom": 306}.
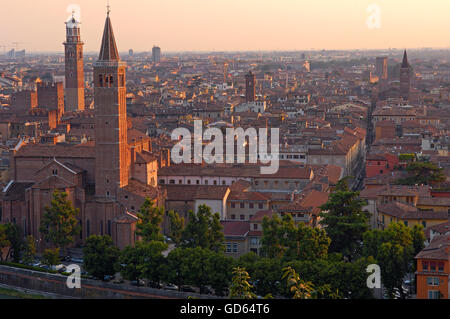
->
{"left": 1, "top": 0, "right": 449, "bottom": 53}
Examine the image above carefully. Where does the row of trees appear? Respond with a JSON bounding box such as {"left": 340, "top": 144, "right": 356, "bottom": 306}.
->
{"left": 2, "top": 178, "right": 427, "bottom": 299}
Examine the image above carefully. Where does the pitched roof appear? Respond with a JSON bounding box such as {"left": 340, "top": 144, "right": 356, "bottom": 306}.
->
{"left": 378, "top": 201, "right": 447, "bottom": 220}
{"left": 98, "top": 14, "right": 119, "bottom": 61}
{"left": 221, "top": 221, "right": 250, "bottom": 237}
{"left": 415, "top": 235, "right": 449, "bottom": 261}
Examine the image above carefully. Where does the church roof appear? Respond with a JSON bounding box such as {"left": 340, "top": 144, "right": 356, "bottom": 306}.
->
{"left": 98, "top": 13, "right": 119, "bottom": 61}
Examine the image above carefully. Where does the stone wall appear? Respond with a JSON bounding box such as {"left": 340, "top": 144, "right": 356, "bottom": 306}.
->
{"left": 0, "top": 265, "right": 217, "bottom": 299}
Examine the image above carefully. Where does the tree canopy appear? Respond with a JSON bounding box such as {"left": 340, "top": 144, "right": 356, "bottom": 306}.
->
{"left": 39, "top": 190, "right": 80, "bottom": 251}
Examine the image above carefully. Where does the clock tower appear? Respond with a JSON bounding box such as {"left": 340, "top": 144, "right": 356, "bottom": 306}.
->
{"left": 64, "top": 12, "right": 85, "bottom": 112}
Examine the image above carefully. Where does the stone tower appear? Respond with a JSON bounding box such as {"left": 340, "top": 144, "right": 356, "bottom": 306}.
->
{"left": 94, "top": 10, "right": 129, "bottom": 200}
{"left": 64, "top": 12, "right": 85, "bottom": 112}
{"left": 245, "top": 71, "right": 256, "bottom": 102}
{"left": 400, "top": 50, "right": 410, "bottom": 101}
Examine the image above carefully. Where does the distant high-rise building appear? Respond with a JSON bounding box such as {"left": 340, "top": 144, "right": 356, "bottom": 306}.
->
{"left": 245, "top": 71, "right": 256, "bottom": 102}
{"left": 400, "top": 50, "right": 410, "bottom": 101}
{"left": 152, "top": 46, "right": 161, "bottom": 63}
{"left": 64, "top": 12, "right": 85, "bottom": 112}
{"left": 7, "top": 49, "right": 25, "bottom": 59}
{"left": 375, "top": 56, "right": 388, "bottom": 81}
{"left": 129, "top": 49, "right": 134, "bottom": 56}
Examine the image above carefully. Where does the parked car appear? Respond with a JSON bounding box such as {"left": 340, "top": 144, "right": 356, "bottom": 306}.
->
{"left": 162, "top": 283, "right": 178, "bottom": 291}
{"left": 147, "top": 281, "right": 162, "bottom": 289}
{"left": 52, "top": 264, "right": 66, "bottom": 272}
{"left": 180, "top": 286, "right": 196, "bottom": 293}
{"left": 130, "top": 280, "right": 146, "bottom": 287}
{"left": 71, "top": 257, "right": 84, "bottom": 264}
{"left": 103, "top": 275, "right": 115, "bottom": 282}
{"left": 200, "top": 286, "right": 213, "bottom": 295}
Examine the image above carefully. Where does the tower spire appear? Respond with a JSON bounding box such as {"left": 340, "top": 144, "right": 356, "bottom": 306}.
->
{"left": 401, "top": 50, "right": 408, "bottom": 68}
{"left": 107, "top": 0, "right": 110, "bottom": 16}
{"left": 99, "top": 8, "right": 119, "bottom": 61}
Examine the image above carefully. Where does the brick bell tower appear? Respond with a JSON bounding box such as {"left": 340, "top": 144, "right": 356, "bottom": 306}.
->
{"left": 94, "top": 8, "right": 129, "bottom": 201}
{"left": 64, "top": 11, "right": 85, "bottom": 112}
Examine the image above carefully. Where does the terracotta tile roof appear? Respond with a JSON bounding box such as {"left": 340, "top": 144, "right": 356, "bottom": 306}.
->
{"left": 418, "top": 197, "right": 450, "bottom": 207}
{"left": 128, "top": 129, "right": 150, "bottom": 145}
{"left": 121, "top": 179, "right": 159, "bottom": 200}
{"left": 159, "top": 164, "right": 313, "bottom": 180}
{"left": 193, "top": 186, "right": 230, "bottom": 200}
{"left": 221, "top": 221, "right": 250, "bottom": 237}
{"left": 415, "top": 235, "right": 449, "bottom": 261}
{"left": 2, "top": 182, "right": 33, "bottom": 201}
{"left": 378, "top": 185, "right": 431, "bottom": 198}
{"left": 15, "top": 142, "right": 95, "bottom": 158}
{"left": 250, "top": 210, "right": 275, "bottom": 222}
{"left": 229, "top": 180, "right": 252, "bottom": 193}
{"left": 228, "top": 190, "right": 270, "bottom": 201}
{"left": 164, "top": 185, "right": 229, "bottom": 201}
{"left": 378, "top": 202, "right": 448, "bottom": 220}
{"left": 113, "top": 212, "right": 139, "bottom": 224}
{"left": 135, "top": 151, "right": 158, "bottom": 164}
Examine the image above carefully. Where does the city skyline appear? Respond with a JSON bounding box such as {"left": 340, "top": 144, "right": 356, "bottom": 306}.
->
{"left": 1, "top": 0, "right": 450, "bottom": 53}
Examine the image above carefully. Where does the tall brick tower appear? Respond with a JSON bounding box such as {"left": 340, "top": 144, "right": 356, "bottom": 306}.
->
{"left": 400, "top": 50, "right": 410, "bottom": 101}
{"left": 94, "top": 9, "right": 129, "bottom": 200}
{"left": 245, "top": 71, "right": 256, "bottom": 102}
{"left": 64, "top": 12, "right": 85, "bottom": 112}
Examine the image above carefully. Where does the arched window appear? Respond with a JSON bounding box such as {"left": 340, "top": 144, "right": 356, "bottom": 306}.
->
{"left": 99, "top": 74, "right": 103, "bottom": 87}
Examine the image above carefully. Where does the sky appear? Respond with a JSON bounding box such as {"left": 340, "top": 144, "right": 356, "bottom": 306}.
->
{"left": 1, "top": 0, "right": 450, "bottom": 53}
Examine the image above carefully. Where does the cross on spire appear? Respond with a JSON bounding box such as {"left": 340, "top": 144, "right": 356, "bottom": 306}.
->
{"left": 107, "top": 0, "right": 111, "bottom": 16}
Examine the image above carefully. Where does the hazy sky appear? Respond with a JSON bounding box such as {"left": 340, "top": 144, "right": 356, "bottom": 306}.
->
{"left": 1, "top": 0, "right": 450, "bottom": 53}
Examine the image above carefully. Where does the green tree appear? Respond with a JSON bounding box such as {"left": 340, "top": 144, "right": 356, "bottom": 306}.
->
{"left": 5, "top": 223, "right": 24, "bottom": 263}
{"left": 117, "top": 241, "right": 168, "bottom": 286}
{"left": 165, "top": 247, "right": 190, "bottom": 290}
{"left": 39, "top": 190, "right": 80, "bottom": 253}
{"left": 285, "top": 257, "right": 374, "bottom": 299}
{"left": 0, "top": 224, "right": 10, "bottom": 262}
{"left": 229, "top": 267, "right": 257, "bottom": 299}
{"left": 319, "top": 180, "right": 370, "bottom": 261}
{"left": 180, "top": 205, "right": 224, "bottom": 252}
{"left": 22, "top": 236, "right": 37, "bottom": 265}
{"left": 135, "top": 199, "right": 165, "bottom": 243}
{"left": 396, "top": 162, "right": 445, "bottom": 185}
{"left": 283, "top": 266, "right": 316, "bottom": 299}
{"left": 83, "top": 235, "right": 120, "bottom": 279}
{"left": 261, "top": 214, "right": 330, "bottom": 262}
{"left": 411, "top": 225, "right": 426, "bottom": 258}
{"left": 206, "top": 251, "right": 234, "bottom": 296}
{"left": 139, "top": 241, "right": 168, "bottom": 285}
{"left": 42, "top": 248, "right": 60, "bottom": 268}
{"left": 168, "top": 211, "right": 185, "bottom": 245}
{"left": 378, "top": 242, "right": 409, "bottom": 299}
{"left": 362, "top": 222, "right": 425, "bottom": 299}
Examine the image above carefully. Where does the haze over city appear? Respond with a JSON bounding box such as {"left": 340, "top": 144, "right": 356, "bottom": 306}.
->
{"left": 1, "top": 0, "right": 450, "bottom": 53}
